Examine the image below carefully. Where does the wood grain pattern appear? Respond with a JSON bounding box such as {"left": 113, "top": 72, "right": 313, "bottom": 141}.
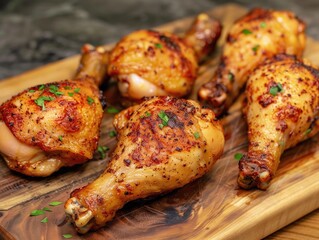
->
{"left": 0, "top": 4, "right": 318, "bottom": 240}
{"left": 267, "top": 208, "right": 319, "bottom": 239}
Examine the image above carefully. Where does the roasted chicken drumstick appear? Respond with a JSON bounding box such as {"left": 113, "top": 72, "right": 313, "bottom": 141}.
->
{"left": 0, "top": 45, "right": 108, "bottom": 177}
{"left": 198, "top": 8, "right": 306, "bottom": 116}
{"left": 238, "top": 54, "right": 319, "bottom": 190}
{"left": 65, "top": 96, "right": 224, "bottom": 233}
{"left": 108, "top": 14, "right": 222, "bottom": 101}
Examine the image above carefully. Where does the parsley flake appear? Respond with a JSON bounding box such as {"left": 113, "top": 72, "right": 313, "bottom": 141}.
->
{"left": 49, "top": 85, "right": 63, "bottom": 96}
{"left": 41, "top": 217, "right": 48, "bottom": 223}
{"left": 74, "top": 88, "right": 80, "bottom": 93}
{"left": 158, "top": 110, "right": 169, "bottom": 128}
{"left": 270, "top": 88, "right": 278, "bottom": 96}
{"left": 64, "top": 86, "right": 72, "bottom": 90}
{"left": 29, "top": 89, "right": 36, "bottom": 93}
{"left": 228, "top": 72, "right": 234, "bottom": 82}
{"left": 234, "top": 153, "right": 244, "bottom": 161}
{"left": 30, "top": 209, "right": 45, "bottom": 216}
{"left": 108, "top": 130, "right": 117, "bottom": 137}
{"left": 242, "top": 29, "right": 252, "bottom": 35}
{"left": 141, "top": 111, "right": 151, "bottom": 118}
{"left": 34, "top": 96, "right": 55, "bottom": 111}
{"left": 252, "top": 44, "right": 260, "bottom": 53}
{"left": 305, "top": 128, "right": 312, "bottom": 135}
{"left": 58, "top": 135, "right": 63, "bottom": 141}
{"left": 87, "top": 96, "right": 94, "bottom": 105}
{"left": 97, "top": 146, "right": 109, "bottom": 159}
{"left": 269, "top": 82, "right": 284, "bottom": 96}
{"left": 68, "top": 92, "right": 74, "bottom": 97}
{"left": 155, "top": 43, "right": 163, "bottom": 49}
{"left": 260, "top": 22, "right": 267, "bottom": 28}
{"left": 107, "top": 106, "right": 120, "bottom": 114}
{"left": 38, "top": 85, "right": 45, "bottom": 91}
{"left": 277, "top": 83, "right": 283, "bottom": 91}
{"left": 42, "top": 207, "right": 52, "bottom": 212}
{"left": 62, "top": 234, "right": 73, "bottom": 239}
{"left": 194, "top": 132, "right": 200, "bottom": 139}
{"left": 49, "top": 201, "right": 63, "bottom": 206}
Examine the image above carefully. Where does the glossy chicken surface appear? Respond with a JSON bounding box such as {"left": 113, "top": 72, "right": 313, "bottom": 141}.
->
{"left": 108, "top": 14, "right": 221, "bottom": 101}
{"left": 0, "top": 45, "right": 108, "bottom": 177}
{"left": 65, "top": 96, "right": 225, "bottom": 233}
{"left": 238, "top": 54, "right": 319, "bottom": 190}
{"left": 198, "top": 8, "right": 306, "bottom": 117}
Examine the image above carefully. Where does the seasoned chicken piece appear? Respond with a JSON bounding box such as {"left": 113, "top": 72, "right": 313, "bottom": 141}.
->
{"left": 238, "top": 54, "right": 319, "bottom": 190}
{"left": 198, "top": 8, "right": 306, "bottom": 117}
{"left": 108, "top": 14, "right": 221, "bottom": 101}
{"left": 65, "top": 96, "right": 224, "bottom": 233}
{"left": 0, "top": 45, "right": 108, "bottom": 177}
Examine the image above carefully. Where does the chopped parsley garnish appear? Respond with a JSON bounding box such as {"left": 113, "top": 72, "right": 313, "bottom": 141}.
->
{"left": 158, "top": 110, "right": 169, "bottom": 128}
{"left": 34, "top": 96, "right": 55, "bottom": 110}
{"left": 228, "top": 72, "right": 234, "bottom": 82}
{"left": 252, "top": 44, "right": 260, "bottom": 53}
{"left": 64, "top": 86, "right": 72, "bottom": 90}
{"left": 38, "top": 85, "right": 45, "bottom": 91}
{"left": 87, "top": 96, "right": 94, "bottom": 105}
{"left": 242, "top": 29, "right": 252, "bottom": 35}
{"left": 194, "top": 132, "right": 200, "bottom": 139}
{"left": 74, "top": 88, "right": 80, "bottom": 93}
{"left": 49, "top": 201, "right": 63, "bottom": 206}
{"left": 49, "top": 85, "right": 64, "bottom": 96}
{"left": 58, "top": 135, "right": 63, "bottom": 141}
{"left": 269, "top": 82, "right": 283, "bottom": 96}
{"left": 67, "top": 87, "right": 81, "bottom": 97}
{"left": 234, "top": 153, "right": 244, "bottom": 161}
{"left": 108, "top": 130, "right": 117, "bottom": 137}
{"left": 42, "top": 207, "right": 52, "bottom": 212}
{"left": 30, "top": 201, "right": 62, "bottom": 222}
{"left": 62, "top": 234, "right": 73, "bottom": 239}
{"left": 29, "top": 89, "right": 36, "bottom": 93}
{"left": 141, "top": 111, "right": 151, "bottom": 118}
{"left": 305, "top": 128, "right": 312, "bottom": 135}
{"left": 30, "top": 209, "right": 45, "bottom": 216}
{"left": 260, "top": 22, "right": 267, "bottom": 28}
{"left": 107, "top": 106, "right": 120, "bottom": 114}
{"left": 155, "top": 43, "right": 163, "bottom": 49}
{"left": 97, "top": 146, "right": 109, "bottom": 159}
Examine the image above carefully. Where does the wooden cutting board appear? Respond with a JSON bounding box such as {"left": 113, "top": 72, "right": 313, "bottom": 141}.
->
{"left": 0, "top": 4, "right": 318, "bottom": 240}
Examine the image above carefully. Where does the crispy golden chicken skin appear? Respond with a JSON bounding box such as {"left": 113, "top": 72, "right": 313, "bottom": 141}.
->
{"left": 108, "top": 14, "right": 221, "bottom": 101}
{"left": 238, "top": 54, "right": 319, "bottom": 190}
{"left": 65, "top": 96, "right": 224, "bottom": 233}
{"left": 0, "top": 45, "right": 108, "bottom": 177}
{"left": 198, "top": 8, "right": 306, "bottom": 117}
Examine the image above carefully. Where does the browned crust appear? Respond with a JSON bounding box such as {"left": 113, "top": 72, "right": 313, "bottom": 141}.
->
{"left": 198, "top": 8, "right": 306, "bottom": 117}
{"left": 108, "top": 29, "right": 198, "bottom": 97}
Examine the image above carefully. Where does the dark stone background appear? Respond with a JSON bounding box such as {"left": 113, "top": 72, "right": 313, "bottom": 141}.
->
{"left": 0, "top": 0, "right": 318, "bottom": 79}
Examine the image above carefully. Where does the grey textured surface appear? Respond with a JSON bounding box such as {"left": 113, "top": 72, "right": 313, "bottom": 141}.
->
{"left": 0, "top": 0, "right": 318, "bottom": 79}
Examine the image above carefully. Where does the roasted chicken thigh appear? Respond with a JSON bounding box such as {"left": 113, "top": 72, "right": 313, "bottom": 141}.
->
{"left": 108, "top": 14, "right": 222, "bottom": 101}
{"left": 238, "top": 54, "right": 319, "bottom": 190}
{"left": 65, "top": 96, "right": 224, "bottom": 233}
{"left": 198, "top": 8, "right": 306, "bottom": 117}
{"left": 0, "top": 45, "right": 108, "bottom": 177}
